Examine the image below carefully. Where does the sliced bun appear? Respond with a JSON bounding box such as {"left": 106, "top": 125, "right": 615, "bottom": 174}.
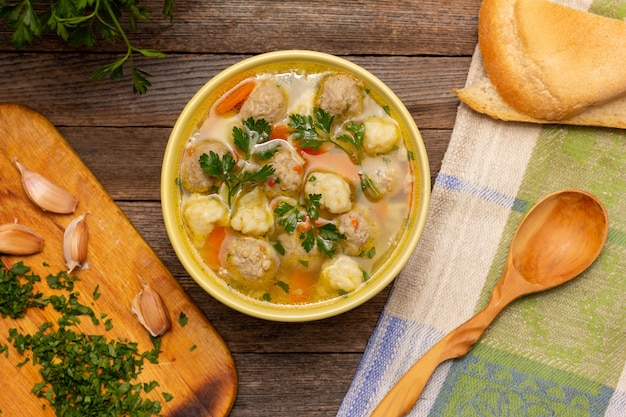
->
{"left": 454, "top": 82, "right": 626, "bottom": 129}
{"left": 469, "top": 0, "right": 626, "bottom": 123}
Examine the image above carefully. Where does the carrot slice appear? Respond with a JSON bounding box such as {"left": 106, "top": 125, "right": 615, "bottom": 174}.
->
{"left": 270, "top": 124, "right": 290, "bottom": 140}
{"left": 202, "top": 226, "right": 227, "bottom": 269}
{"left": 215, "top": 81, "right": 256, "bottom": 114}
{"left": 289, "top": 269, "right": 316, "bottom": 304}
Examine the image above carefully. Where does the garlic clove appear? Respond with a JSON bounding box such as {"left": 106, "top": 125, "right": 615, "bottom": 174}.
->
{"left": 13, "top": 157, "right": 78, "bottom": 214}
{"left": 0, "top": 222, "right": 45, "bottom": 255}
{"left": 64, "top": 212, "right": 90, "bottom": 273}
{"left": 131, "top": 284, "right": 172, "bottom": 337}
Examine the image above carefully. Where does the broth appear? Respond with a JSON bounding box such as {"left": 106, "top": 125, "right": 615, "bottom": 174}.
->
{"left": 178, "top": 68, "right": 415, "bottom": 305}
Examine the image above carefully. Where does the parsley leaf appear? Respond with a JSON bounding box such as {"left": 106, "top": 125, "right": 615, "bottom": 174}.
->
{"left": 289, "top": 108, "right": 381, "bottom": 197}
{"left": 274, "top": 194, "right": 345, "bottom": 258}
{"left": 199, "top": 151, "right": 275, "bottom": 207}
{"left": 233, "top": 117, "right": 275, "bottom": 159}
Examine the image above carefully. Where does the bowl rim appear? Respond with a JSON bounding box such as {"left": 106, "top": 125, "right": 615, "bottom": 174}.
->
{"left": 161, "top": 50, "right": 430, "bottom": 321}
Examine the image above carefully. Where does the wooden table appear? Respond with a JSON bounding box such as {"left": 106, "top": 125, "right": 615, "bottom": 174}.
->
{"left": 0, "top": 1, "right": 480, "bottom": 415}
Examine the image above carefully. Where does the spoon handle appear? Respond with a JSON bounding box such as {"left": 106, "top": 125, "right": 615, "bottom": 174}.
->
{"left": 370, "top": 295, "right": 511, "bottom": 417}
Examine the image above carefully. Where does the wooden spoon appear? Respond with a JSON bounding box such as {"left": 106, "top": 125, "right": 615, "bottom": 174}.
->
{"left": 370, "top": 189, "right": 609, "bottom": 417}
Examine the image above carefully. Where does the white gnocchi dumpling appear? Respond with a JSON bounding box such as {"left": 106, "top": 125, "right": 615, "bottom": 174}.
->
{"left": 230, "top": 187, "right": 274, "bottom": 236}
{"left": 362, "top": 116, "right": 400, "bottom": 155}
{"left": 304, "top": 171, "right": 352, "bottom": 214}
{"left": 319, "top": 255, "right": 364, "bottom": 296}
{"left": 183, "top": 194, "right": 229, "bottom": 247}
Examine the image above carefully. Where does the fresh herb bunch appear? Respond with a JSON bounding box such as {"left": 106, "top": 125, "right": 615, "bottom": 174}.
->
{"left": 0, "top": 0, "right": 176, "bottom": 94}
{"left": 274, "top": 193, "right": 345, "bottom": 258}
{"left": 289, "top": 108, "right": 381, "bottom": 197}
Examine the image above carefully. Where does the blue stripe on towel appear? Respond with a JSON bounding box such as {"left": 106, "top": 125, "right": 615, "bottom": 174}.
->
{"left": 338, "top": 313, "right": 446, "bottom": 417}
{"left": 435, "top": 173, "right": 529, "bottom": 213}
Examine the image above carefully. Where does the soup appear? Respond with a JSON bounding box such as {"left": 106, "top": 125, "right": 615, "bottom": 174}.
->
{"left": 178, "top": 67, "right": 415, "bottom": 305}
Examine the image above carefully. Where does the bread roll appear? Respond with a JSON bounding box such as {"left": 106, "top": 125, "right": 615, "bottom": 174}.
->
{"left": 457, "top": 0, "right": 626, "bottom": 126}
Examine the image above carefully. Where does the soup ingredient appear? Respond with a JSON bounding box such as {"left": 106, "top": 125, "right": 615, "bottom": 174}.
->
{"left": 63, "top": 212, "right": 90, "bottom": 273}
{"left": 230, "top": 187, "right": 274, "bottom": 236}
{"left": 0, "top": 222, "right": 45, "bottom": 256}
{"left": 13, "top": 157, "right": 78, "bottom": 214}
{"left": 199, "top": 151, "right": 275, "bottom": 207}
{"left": 274, "top": 193, "right": 345, "bottom": 258}
{"left": 240, "top": 81, "right": 288, "bottom": 123}
{"left": 362, "top": 117, "right": 401, "bottom": 155}
{"left": 221, "top": 236, "right": 280, "bottom": 287}
{"left": 304, "top": 171, "right": 352, "bottom": 214}
{"left": 318, "top": 255, "right": 365, "bottom": 297}
{"left": 263, "top": 144, "right": 306, "bottom": 198}
{"left": 361, "top": 156, "right": 402, "bottom": 198}
{"left": 289, "top": 109, "right": 381, "bottom": 197}
{"left": 336, "top": 206, "right": 377, "bottom": 256}
{"left": 131, "top": 284, "right": 171, "bottom": 337}
{"left": 317, "top": 74, "right": 364, "bottom": 116}
{"left": 181, "top": 140, "right": 231, "bottom": 193}
{"left": 183, "top": 194, "right": 229, "bottom": 247}
{"left": 216, "top": 81, "right": 257, "bottom": 114}
{"left": 0, "top": 0, "right": 175, "bottom": 94}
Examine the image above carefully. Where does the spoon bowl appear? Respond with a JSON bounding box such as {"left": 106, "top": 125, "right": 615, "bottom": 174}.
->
{"left": 511, "top": 190, "right": 608, "bottom": 287}
{"left": 371, "top": 189, "right": 609, "bottom": 417}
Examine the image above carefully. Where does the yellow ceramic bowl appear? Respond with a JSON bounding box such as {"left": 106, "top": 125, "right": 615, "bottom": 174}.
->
{"left": 161, "top": 50, "right": 430, "bottom": 321}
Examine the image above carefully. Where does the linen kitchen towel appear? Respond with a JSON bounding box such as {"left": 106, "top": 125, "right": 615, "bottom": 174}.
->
{"left": 338, "top": 0, "right": 626, "bottom": 415}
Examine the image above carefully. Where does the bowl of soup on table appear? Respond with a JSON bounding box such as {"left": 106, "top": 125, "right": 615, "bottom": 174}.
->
{"left": 161, "top": 50, "right": 430, "bottom": 321}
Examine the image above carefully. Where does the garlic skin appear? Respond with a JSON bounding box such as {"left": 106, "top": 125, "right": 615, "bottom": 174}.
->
{"left": 64, "top": 213, "right": 89, "bottom": 273}
{"left": 13, "top": 157, "right": 78, "bottom": 214}
{"left": 131, "top": 284, "right": 171, "bottom": 337}
{"left": 0, "top": 223, "right": 45, "bottom": 255}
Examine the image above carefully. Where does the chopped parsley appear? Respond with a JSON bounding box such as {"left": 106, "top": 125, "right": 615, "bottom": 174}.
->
{"left": 0, "top": 260, "right": 169, "bottom": 416}
{"left": 0, "top": 261, "right": 46, "bottom": 319}
{"left": 178, "top": 312, "right": 188, "bottom": 327}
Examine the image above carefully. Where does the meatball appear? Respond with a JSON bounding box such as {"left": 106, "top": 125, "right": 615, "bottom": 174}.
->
{"left": 361, "top": 156, "right": 401, "bottom": 199}
{"left": 336, "top": 206, "right": 377, "bottom": 256}
{"left": 182, "top": 194, "right": 229, "bottom": 247}
{"left": 318, "top": 255, "right": 364, "bottom": 298}
{"left": 362, "top": 117, "right": 400, "bottom": 155}
{"left": 304, "top": 172, "right": 352, "bottom": 214}
{"left": 264, "top": 144, "right": 305, "bottom": 198}
{"left": 275, "top": 233, "right": 323, "bottom": 270}
{"left": 240, "top": 81, "right": 287, "bottom": 124}
{"left": 220, "top": 236, "right": 279, "bottom": 287}
{"left": 181, "top": 140, "right": 230, "bottom": 193}
{"left": 317, "top": 74, "right": 364, "bottom": 117}
{"left": 231, "top": 186, "right": 274, "bottom": 236}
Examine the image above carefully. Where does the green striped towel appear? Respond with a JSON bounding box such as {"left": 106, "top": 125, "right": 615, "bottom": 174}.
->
{"left": 339, "top": 0, "right": 626, "bottom": 415}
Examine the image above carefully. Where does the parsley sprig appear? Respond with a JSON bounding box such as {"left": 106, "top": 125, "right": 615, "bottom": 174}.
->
{"left": 199, "top": 117, "right": 276, "bottom": 207}
{"left": 199, "top": 151, "right": 274, "bottom": 207}
{"left": 0, "top": 0, "right": 175, "bottom": 93}
{"left": 234, "top": 117, "right": 276, "bottom": 159}
{"left": 289, "top": 108, "right": 380, "bottom": 197}
{"left": 274, "top": 193, "right": 345, "bottom": 258}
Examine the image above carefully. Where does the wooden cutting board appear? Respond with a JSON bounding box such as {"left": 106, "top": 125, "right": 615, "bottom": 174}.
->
{"left": 0, "top": 103, "right": 237, "bottom": 416}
